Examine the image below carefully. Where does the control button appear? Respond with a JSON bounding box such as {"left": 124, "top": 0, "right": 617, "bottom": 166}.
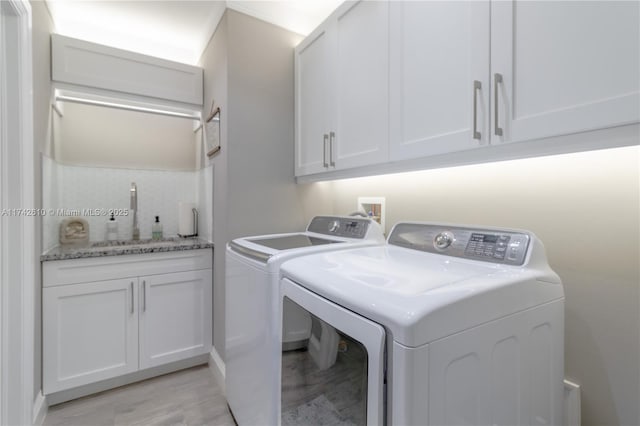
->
{"left": 328, "top": 220, "right": 340, "bottom": 233}
{"left": 434, "top": 231, "right": 454, "bottom": 250}
{"left": 508, "top": 246, "right": 519, "bottom": 260}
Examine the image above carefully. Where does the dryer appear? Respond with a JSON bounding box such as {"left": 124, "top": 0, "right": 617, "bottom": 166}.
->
{"left": 279, "top": 222, "right": 564, "bottom": 425}
{"left": 225, "top": 216, "right": 384, "bottom": 425}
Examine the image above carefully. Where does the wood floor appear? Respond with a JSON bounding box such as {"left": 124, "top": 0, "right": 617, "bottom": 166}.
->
{"left": 44, "top": 366, "right": 236, "bottom": 426}
{"left": 281, "top": 335, "right": 366, "bottom": 425}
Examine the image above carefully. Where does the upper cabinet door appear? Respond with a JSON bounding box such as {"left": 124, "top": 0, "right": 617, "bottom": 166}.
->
{"left": 389, "top": 1, "right": 491, "bottom": 161}
{"left": 331, "top": 1, "right": 389, "bottom": 170}
{"left": 295, "top": 27, "right": 333, "bottom": 176}
{"left": 491, "top": 1, "right": 640, "bottom": 144}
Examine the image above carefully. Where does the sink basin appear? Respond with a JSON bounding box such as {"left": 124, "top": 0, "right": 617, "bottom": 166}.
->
{"left": 91, "top": 238, "right": 184, "bottom": 248}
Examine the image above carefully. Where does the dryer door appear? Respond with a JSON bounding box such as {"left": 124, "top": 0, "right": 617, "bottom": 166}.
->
{"left": 280, "top": 278, "right": 386, "bottom": 426}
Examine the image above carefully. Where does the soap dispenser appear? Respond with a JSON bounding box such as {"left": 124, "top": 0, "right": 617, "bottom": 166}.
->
{"left": 106, "top": 214, "right": 118, "bottom": 241}
{"left": 152, "top": 216, "right": 163, "bottom": 240}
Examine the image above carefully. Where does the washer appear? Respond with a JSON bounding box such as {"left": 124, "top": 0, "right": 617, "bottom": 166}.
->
{"left": 279, "top": 222, "right": 564, "bottom": 426}
{"left": 225, "top": 216, "right": 384, "bottom": 425}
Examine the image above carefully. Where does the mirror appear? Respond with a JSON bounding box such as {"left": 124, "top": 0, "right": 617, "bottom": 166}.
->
{"left": 205, "top": 106, "right": 221, "bottom": 157}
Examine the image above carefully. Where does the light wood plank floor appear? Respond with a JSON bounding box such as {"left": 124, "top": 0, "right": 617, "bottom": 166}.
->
{"left": 44, "top": 366, "right": 236, "bottom": 426}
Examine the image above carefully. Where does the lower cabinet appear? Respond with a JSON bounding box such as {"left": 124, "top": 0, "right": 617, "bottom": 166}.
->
{"left": 42, "top": 250, "right": 213, "bottom": 395}
{"left": 139, "top": 270, "right": 212, "bottom": 369}
{"left": 43, "top": 278, "right": 139, "bottom": 393}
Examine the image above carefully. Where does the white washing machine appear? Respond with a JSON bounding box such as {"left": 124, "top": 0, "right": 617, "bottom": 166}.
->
{"left": 225, "top": 216, "right": 384, "bottom": 425}
{"left": 279, "top": 222, "right": 564, "bottom": 426}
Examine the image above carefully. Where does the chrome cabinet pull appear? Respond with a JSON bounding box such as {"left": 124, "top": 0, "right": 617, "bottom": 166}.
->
{"left": 494, "top": 73, "right": 503, "bottom": 136}
{"left": 329, "top": 131, "right": 336, "bottom": 167}
{"left": 473, "top": 80, "right": 481, "bottom": 140}
{"left": 130, "top": 282, "right": 134, "bottom": 314}
{"left": 323, "top": 134, "right": 329, "bottom": 167}
{"left": 143, "top": 280, "right": 146, "bottom": 312}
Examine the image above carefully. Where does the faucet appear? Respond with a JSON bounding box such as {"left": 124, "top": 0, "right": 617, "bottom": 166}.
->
{"left": 130, "top": 182, "right": 140, "bottom": 240}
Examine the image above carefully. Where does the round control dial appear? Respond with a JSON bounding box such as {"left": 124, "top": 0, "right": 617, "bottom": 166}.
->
{"left": 328, "top": 220, "right": 340, "bottom": 233}
{"left": 434, "top": 231, "right": 454, "bottom": 250}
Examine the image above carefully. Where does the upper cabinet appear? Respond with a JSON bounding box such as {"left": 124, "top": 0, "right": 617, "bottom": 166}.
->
{"left": 295, "top": 1, "right": 389, "bottom": 176}
{"left": 491, "top": 1, "right": 639, "bottom": 144}
{"left": 52, "top": 34, "right": 203, "bottom": 106}
{"left": 390, "top": 0, "right": 639, "bottom": 161}
{"left": 389, "top": 1, "right": 490, "bottom": 160}
{"left": 295, "top": 0, "right": 639, "bottom": 180}
{"left": 295, "top": 27, "right": 332, "bottom": 175}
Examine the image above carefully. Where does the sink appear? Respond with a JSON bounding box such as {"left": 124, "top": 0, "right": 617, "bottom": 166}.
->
{"left": 90, "top": 238, "right": 183, "bottom": 248}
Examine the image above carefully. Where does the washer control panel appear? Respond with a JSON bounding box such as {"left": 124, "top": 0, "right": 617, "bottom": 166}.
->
{"left": 389, "top": 223, "right": 530, "bottom": 265}
{"left": 307, "top": 216, "right": 370, "bottom": 239}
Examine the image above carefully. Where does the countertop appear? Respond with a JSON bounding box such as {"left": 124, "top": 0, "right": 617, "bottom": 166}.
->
{"left": 41, "top": 237, "right": 214, "bottom": 261}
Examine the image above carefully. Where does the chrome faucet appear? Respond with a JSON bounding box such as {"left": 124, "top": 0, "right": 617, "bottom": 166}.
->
{"left": 130, "top": 182, "right": 140, "bottom": 240}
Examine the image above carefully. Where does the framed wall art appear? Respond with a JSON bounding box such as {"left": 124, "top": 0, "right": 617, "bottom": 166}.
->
{"left": 205, "top": 102, "right": 221, "bottom": 157}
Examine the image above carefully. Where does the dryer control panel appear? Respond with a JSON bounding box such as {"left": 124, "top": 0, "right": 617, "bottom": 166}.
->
{"left": 388, "top": 223, "right": 530, "bottom": 266}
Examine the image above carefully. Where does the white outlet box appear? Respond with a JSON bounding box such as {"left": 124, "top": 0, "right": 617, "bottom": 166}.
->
{"left": 357, "top": 197, "right": 386, "bottom": 232}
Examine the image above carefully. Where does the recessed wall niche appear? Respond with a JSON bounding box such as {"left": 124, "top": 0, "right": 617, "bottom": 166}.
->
{"left": 52, "top": 100, "right": 198, "bottom": 171}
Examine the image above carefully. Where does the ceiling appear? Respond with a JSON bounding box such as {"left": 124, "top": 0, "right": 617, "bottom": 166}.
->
{"left": 45, "top": 0, "right": 343, "bottom": 65}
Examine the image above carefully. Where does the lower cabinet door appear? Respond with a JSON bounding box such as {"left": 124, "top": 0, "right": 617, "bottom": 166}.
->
{"left": 43, "top": 278, "right": 139, "bottom": 394}
{"left": 138, "top": 269, "right": 212, "bottom": 369}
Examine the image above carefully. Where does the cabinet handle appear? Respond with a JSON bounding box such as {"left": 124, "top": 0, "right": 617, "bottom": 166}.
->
{"left": 323, "top": 134, "right": 329, "bottom": 168}
{"left": 494, "top": 73, "right": 503, "bottom": 136}
{"left": 473, "top": 80, "right": 481, "bottom": 140}
{"left": 143, "top": 280, "right": 146, "bottom": 312}
{"left": 329, "top": 131, "right": 336, "bottom": 167}
{"left": 130, "top": 282, "right": 134, "bottom": 314}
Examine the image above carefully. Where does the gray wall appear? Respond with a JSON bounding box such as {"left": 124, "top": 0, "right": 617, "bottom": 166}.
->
{"left": 31, "top": 0, "right": 54, "bottom": 401}
{"left": 302, "top": 142, "right": 640, "bottom": 426}
{"left": 200, "top": 11, "right": 229, "bottom": 360}
{"left": 199, "top": 10, "right": 304, "bottom": 358}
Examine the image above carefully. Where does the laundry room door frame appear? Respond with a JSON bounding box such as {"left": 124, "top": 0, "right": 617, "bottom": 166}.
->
{"left": 0, "top": 0, "right": 36, "bottom": 424}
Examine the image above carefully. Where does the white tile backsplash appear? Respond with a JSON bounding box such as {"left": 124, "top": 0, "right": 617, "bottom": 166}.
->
{"left": 42, "top": 157, "right": 204, "bottom": 250}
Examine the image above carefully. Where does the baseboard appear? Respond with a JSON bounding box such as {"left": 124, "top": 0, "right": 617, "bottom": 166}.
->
{"left": 46, "top": 354, "right": 209, "bottom": 406}
{"left": 208, "top": 346, "right": 225, "bottom": 394}
{"left": 32, "top": 391, "right": 47, "bottom": 425}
